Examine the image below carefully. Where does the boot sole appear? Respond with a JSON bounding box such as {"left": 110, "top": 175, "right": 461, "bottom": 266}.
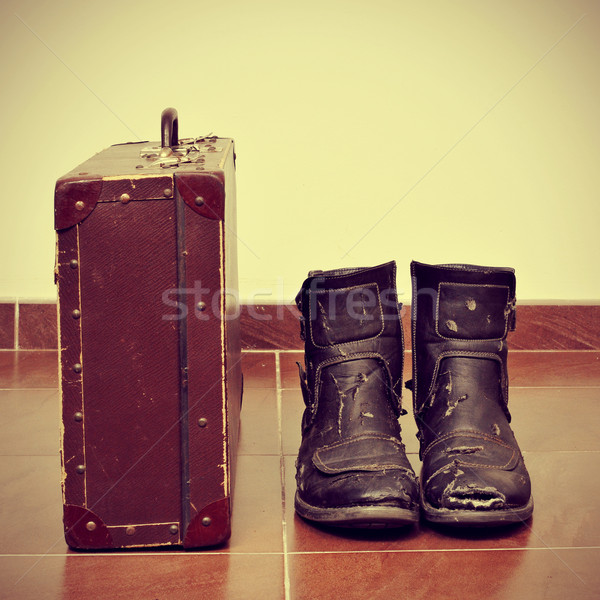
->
{"left": 295, "top": 493, "right": 419, "bottom": 528}
{"left": 421, "top": 491, "right": 534, "bottom": 527}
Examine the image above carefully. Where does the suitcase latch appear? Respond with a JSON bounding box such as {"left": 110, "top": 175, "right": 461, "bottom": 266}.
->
{"left": 139, "top": 138, "right": 223, "bottom": 168}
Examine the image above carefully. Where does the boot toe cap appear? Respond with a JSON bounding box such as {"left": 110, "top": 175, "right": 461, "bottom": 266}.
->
{"left": 422, "top": 454, "right": 532, "bottom": 520}
{"left": 297, "top": 434, "right": 420, "bottom": 511}
{"left": 298, "top": 467, "right": 419, "bottom": 511}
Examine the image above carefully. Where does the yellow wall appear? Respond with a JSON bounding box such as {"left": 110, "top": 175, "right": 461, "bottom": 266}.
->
{"left": 0, "top": 0, "right": 598, "bottom": 303}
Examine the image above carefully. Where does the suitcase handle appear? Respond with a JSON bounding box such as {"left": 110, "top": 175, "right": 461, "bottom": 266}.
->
{"left": 161, "top": 107, "right": 179, "bottom": 148}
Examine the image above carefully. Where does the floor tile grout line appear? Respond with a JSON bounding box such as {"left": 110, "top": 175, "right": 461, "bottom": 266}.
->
{"left": 1, "top": 384, "right": 600, "bottom": 392}
{"left": 0, "top": 349, "right": 57, "bottom": 353}
{"left": 0, "top": 453, "right": 303, "bottom": 458}
{"left": 243, "top": 349, "right": 301, "bottom": 354}
{"left": 275, "top": 350, "right": 291, "bottom": 600}
{"left": 0, "top": 552, "right": 289, "bottom": 558}
{"left": 0, "top": 455, "right": 61, "bottom": 458}
{"left": 280, "top": 386, "right": 600, "bottom": 391}
{"left": 277, "top": 450, "right": 600, "bottom": 457}
{"left": 510, "top": 350, "right": 600, "bottom": 353}
{"left": 521, "top": 450, "right": 600, "bottom": 455}
{"left": 8, "top": 450, "right": 598, "bottom": 460}
{"left": 241, "top": 348, "right": 600, "bottom": 354}
{"left": 2, "top": 348, "right": 599, "bottom": 353}
{"left": 3, "top": 546, "right": 599, "bottom": 559}
{"left": 510, "top": 349, "right": 600, "bottom": 353}
{"left": 0, "top": 389, "right": 59, "bottom": 394}
{"left": 286, "top": 546, "right": 600, "bottom": 555}
{"left": 510, "top": 386, "right": 600, "bottom": 390}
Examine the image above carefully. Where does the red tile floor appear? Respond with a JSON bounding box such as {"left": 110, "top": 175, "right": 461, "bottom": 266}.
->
{"left": 0, "top": 349, "right": 599, "bottom": 599}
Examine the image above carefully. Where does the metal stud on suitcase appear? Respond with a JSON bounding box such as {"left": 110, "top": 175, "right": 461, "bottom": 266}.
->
{"left": 55, "top": 108, "right": 242, "bottom": 549}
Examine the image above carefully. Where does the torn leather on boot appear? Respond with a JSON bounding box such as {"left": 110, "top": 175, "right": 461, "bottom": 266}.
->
{"left": 409, "top": 261, "right": 533, "bottom": 526}
{"left": 312, "top": 434, "right": 415, "bottom": 475}
{"left": 294, "top": 261, "right": 419, "bottom": 527}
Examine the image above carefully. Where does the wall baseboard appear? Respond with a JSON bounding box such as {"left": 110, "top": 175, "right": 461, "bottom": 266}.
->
{"left": 1, "top": 301, "right": 598, "bottom": 351}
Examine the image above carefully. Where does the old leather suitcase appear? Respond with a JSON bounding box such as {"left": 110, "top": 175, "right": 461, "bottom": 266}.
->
{"left": 55, "top": 108, "right": 242, "bottom": 549}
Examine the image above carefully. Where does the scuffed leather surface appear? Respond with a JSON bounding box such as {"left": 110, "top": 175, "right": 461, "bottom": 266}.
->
{"left": 313, "top": 435, "right": 415, "bottom": 474}
{"left": 308, "top": 283, "right": 384, "bottom": 347}
{"left": 410, "top": 261, "right": 531, "bottom": 514}
{"left": 437, "top": 282, "right": 510, "bottom": 340}
{"left": 295, "top": 262, "right": 419, "bottom": 512}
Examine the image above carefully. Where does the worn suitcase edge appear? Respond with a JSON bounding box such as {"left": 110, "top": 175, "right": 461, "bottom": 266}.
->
{"left": 55, "top": 174, "right": 178, "bottom": 231}
{"left": 55, "top": 135, "right": 235, "bottom": 231}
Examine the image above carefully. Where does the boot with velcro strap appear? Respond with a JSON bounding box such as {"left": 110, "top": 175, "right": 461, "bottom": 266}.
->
{"left": 294, "top": 261, "right": 419, "bottom": 528}
{"left": 408, "top": 260, "right": 533, "bottom": 526}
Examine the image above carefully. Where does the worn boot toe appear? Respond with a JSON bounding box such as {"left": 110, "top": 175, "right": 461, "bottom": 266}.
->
{"left": 296, "top": 435, "right": 420, "bottom": 527}
{"left": 420, "top": 434, "right": 533, "bottom": 525}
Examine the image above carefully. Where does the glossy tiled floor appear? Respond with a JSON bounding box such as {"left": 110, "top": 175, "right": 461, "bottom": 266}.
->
{"left": 0, "top": 349, "right": 599, "bottom": 599}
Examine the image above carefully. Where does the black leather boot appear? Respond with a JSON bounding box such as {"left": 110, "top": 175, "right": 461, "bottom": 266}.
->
{"left": 409, "top": 261, "right": 533, "bottom": 526}
{"left": 294, "top": 261, "right": 419, "bottom": 527}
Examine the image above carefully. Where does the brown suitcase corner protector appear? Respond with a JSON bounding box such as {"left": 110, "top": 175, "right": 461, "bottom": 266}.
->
{"left": 175, "top": 171, "right": 225, "bottom": 221}
{"left": 183, "top": 497, "right": 232, "bottom": 549}
{"left": 63, "top": 505, "right": 113, "bottom": 550}
{"left": 55, "top": 177, "right": 103, "bottom": 231}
